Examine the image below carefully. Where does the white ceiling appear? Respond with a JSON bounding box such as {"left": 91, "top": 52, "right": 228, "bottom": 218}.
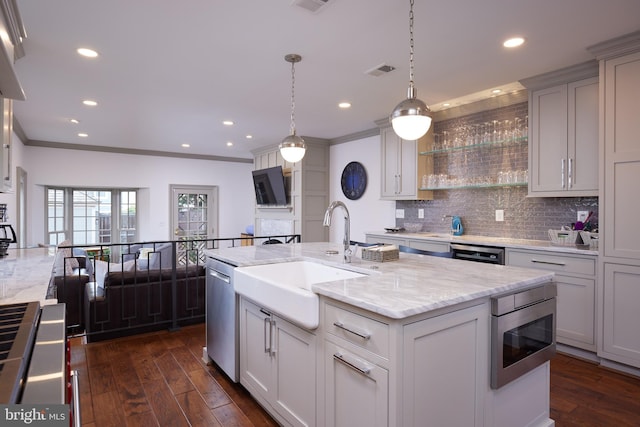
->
{"left": 10, "top": 0, "right": 640, "bottom": 160}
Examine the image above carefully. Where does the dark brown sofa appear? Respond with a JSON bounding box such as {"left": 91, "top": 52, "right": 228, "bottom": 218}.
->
{"left": 84, "top": 264, "right": 205, "bottom": 342}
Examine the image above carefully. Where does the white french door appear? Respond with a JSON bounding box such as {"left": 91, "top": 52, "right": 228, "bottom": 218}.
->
{"left": 170, "top": 185, "right": 218, "bottom": 240}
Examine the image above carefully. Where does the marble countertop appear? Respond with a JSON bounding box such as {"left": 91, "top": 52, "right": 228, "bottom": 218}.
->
{"left": 366, "top": 231, "right": 599, "bottom": 256}
{"left": 205, "top": 242, "right": 554, "bottom": 319}
{"left": 0, "top": 247, "right": 57, "bottom": 305}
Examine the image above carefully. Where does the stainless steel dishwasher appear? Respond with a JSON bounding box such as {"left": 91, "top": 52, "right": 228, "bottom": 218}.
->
{"left": 206, "top": 257, "right": 239, "bottom": 382}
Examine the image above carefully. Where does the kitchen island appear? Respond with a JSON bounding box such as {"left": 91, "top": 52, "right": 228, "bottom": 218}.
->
{"left": 205, "top": 242, "right": 556, "bottom": 427}
{"left": 0, "top": 247, "right": 57, "bottom": 305}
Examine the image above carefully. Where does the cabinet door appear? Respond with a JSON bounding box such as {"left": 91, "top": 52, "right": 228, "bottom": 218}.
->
{"left": 239, "top": 298, "right": 274, "bottom": 396}
{"left": 324, "top": 341, "right": 388, "bottom": 427}
{"left": 530, "top": 84, "right": 568, "bottom": 193}
{"left": 603, "top": 52, "right": 640, "bottom": 259}
{"left": 397, "top": 138, "right": 418, "bottom": 198}
{"left": 568, "top": 77, "right": 599, "bottom": 193}
{"left": 381, "top": 126, "right": 400, "bottom": 198}
{"left": 402, "top": 303, "right": 487, "bottom": 427}
{"left": 556, "top": 274, "right": 595, "bottom": 350}
{"left": 273, "top": 316, "right": 317, "bottom": 427}
{"left": 601, "top": 263, "right": 640, "bottom": 368}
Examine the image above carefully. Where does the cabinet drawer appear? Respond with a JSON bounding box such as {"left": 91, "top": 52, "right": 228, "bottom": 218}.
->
{"left": 507, "top": 250, "right": 596, "bottom": 276}
{"left": 324, "top": 303, "right": 389, "bottom": 358}
{"left": 409, "top": 239, "right": 450, "bottom": 253}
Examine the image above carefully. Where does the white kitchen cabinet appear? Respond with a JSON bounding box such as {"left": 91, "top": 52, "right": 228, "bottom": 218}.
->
{"left": 380, "top": 125, "right": 432, "bottom": 200}
{"left": 321, "top": 298, "right": 490, "bottom": 427}
{"left": 506, "top": 248, "right": 597, "bottom": 351}
{"left": 324, "top": 340, "right": 388, "bottom": 427}
{"left": 590, "top": 37, "right": 640, "bottom": 370}
{"left": 239, "top": 297, "right": 317, "bottom": 427}
{"left": 402, "top": 303, "right": 488, "bottom": 427}
{"left": 601, "top": 263, "right": 640, "bottom": 368}
{"left": 0, "top": 98, "right": 12, "bottom": 192}
{"left": 528, "top": 76, "right": 598, "bottom": 197}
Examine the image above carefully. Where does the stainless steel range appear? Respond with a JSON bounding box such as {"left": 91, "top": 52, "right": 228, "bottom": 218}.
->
{"left": 0, "top": 301, "right": 80, "bottom": 425}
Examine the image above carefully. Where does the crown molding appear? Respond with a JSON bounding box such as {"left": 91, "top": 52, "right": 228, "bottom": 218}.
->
{"left": 519, "top": 61, "right": 599, "bottom": 91}
{"left": 587, "top": 30, "right": 640, "bottom": 60}
{"left": 24, "top": 139, "right": 253, "bottom": 163}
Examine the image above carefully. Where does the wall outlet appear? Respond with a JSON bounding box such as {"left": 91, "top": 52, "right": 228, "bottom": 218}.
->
{"left": 395, "top": 209, "right": 405, "bottom": 219}
{"left": 495, "top": 209, "right": 504, "bottom": 222}
{"left": 418, "top": 209, "right": 424, "bottom": 219}
{"left": 577, "top": 210, "right": 589, "bottom": 222}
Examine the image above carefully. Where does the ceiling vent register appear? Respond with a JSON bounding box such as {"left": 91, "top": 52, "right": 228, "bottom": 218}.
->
{"left": 291, "top": 0, "right": 333, "bottom": 13}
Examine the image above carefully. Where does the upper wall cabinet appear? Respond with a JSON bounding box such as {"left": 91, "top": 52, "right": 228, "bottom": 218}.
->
{"left": 379, "top": 125, "right": 433, "bottom": 201}
{"left": 521, "top": 62, "right": 599, "bottom": 197}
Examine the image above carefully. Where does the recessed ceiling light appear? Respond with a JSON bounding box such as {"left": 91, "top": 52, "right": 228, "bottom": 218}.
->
{"left": 338, "top": 102, "right": 351, "bottom": 109}
{"left": 223, "top": 120, "right": 234, "bottom": 126}
{"left": 82, "top": 100, "right": 97, "bottom": 106}
{"left": 77, "top": 48, "right": 98, "bottom": 58}
{"left": 181, "top": 143, "right": 190, "bottom": 148}
{"left": 246, "top": 135, "right": 253, "bottom": 139}
{"left": 492, "top": 89, "right": 502, "bottom": 94}
{"left": 503, "top": 37, "right": 525, "bottom": 48}
{"left": 442, "top": 103, "right": 451, "bottom": 107}
{"left": 70, "top": 119, "right": 79, "bottom": 124}
{"left": 78, "top": 133, "right": 88, "bottom": 138}
{"left": 226, "top": 141, "right": 233, "bottom": 147}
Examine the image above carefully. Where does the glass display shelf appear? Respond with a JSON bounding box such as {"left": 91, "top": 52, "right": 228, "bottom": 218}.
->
{"left": 420, "top": 182, "right": 527, "bottom": 191}
{"left": 419, "top": 136, "right": 528, "bottom": 156}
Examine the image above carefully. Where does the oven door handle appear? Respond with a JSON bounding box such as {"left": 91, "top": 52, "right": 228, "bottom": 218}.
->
{"left": 71, "top": 370, "right": 81, "bottom": 427}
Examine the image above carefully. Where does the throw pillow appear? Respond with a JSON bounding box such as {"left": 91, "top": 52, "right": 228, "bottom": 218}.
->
{"left": 56, "top": 240, "right": 79, "bottom": 275}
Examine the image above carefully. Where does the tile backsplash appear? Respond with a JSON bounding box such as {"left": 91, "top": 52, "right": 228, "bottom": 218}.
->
{"left": 396, "top": 101, "right": 599, "bottom": 241}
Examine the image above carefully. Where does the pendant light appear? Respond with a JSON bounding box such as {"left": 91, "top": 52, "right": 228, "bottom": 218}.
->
{"left": 390, "top": 0, "right": 432, "bottom": 141}
{"left": 279, "top": 54, "right": 306, "bottom": 163}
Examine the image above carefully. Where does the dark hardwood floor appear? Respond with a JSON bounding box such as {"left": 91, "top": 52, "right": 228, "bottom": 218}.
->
{"left": 71, "top": 323, "right": 640, "bottom": 426}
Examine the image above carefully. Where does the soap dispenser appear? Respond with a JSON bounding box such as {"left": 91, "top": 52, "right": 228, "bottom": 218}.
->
{"left": 451, "top": 216, "right": 464, "bottom": 236}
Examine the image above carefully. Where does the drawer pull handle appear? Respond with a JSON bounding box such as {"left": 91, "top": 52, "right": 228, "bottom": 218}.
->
{"left": 333, "top": 321, "right": 371, "bottom": 340}
{"left": 333, "top": 352, "right": 371, "bottom": 375}
{"left": 531, "top": 259, "right": 566, "bottom": 266}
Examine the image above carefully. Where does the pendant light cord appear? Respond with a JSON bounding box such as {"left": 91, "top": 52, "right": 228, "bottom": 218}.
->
{"left": 290, "top": 60, "right": 297, "bottom": 135}
{"left": 408, "top": 0, "right": 415, "bottom": 91}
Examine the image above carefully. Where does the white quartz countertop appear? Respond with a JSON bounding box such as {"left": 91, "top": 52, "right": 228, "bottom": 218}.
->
{"left": 0, "top": 247, "right": 57, "bottom": 305}
{"left": 366, "top": 231, "right": 599, "bottom": 256}
{"left": 205, "top": 242, "right": 554, "bottom": 319}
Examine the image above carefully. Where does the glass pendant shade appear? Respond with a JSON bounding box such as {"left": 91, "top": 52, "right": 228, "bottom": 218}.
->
{"left": 390, "top": 91, "right": 432, "bottom": 140}
{"left": 279, "top": 133, "right": 306, "bottom": 163}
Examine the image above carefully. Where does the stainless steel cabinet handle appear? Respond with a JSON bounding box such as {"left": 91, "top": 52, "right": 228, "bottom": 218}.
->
{"left": 333, "top": 352, "right": 371, "bottom": 375}
{"left": 264, "top": 316, "right": 271, "bottom": 354}
{"left": 568, "top": 158, "right": 573, "bottom": 189}
{"left": 531, "top": 259, "right": 566, "bottom": 266}
{"left": 333, "top": 321, "right": 371, "bottom": 340}
{"left": 561, "top": 158, "right": 566, "bottom": 189}
{"left": 269, "top": 319, "right": 277, "bottom": 356}
{"left": 209, "top": 270, "right": 230, "bottom": 284}
{"left": 71, "top": 370, "right": 81, "bottom": 427}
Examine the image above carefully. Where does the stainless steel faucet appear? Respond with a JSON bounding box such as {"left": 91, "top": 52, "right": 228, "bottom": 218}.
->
{"left": 323, "top": 201, "right": 352, "bottom": 262}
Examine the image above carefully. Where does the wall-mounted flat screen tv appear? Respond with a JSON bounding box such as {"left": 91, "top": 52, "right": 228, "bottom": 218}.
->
{"left": 252, "top": 166, "right": 288, "bottom": 206}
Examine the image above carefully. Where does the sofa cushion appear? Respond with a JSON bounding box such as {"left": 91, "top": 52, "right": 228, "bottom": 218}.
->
{"left": 137, "top": 243, "right": 172, "bottom": 270}
{"left": 54, "top": 240, "right": 80, "bottom": 276}
{"left": 94, "top": 259, "right": 137, "bottom": 287}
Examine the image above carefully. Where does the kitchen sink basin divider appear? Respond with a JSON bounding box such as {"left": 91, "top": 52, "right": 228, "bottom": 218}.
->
{"left": 56, "top": 234, "right": 300, "bottom": 341}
